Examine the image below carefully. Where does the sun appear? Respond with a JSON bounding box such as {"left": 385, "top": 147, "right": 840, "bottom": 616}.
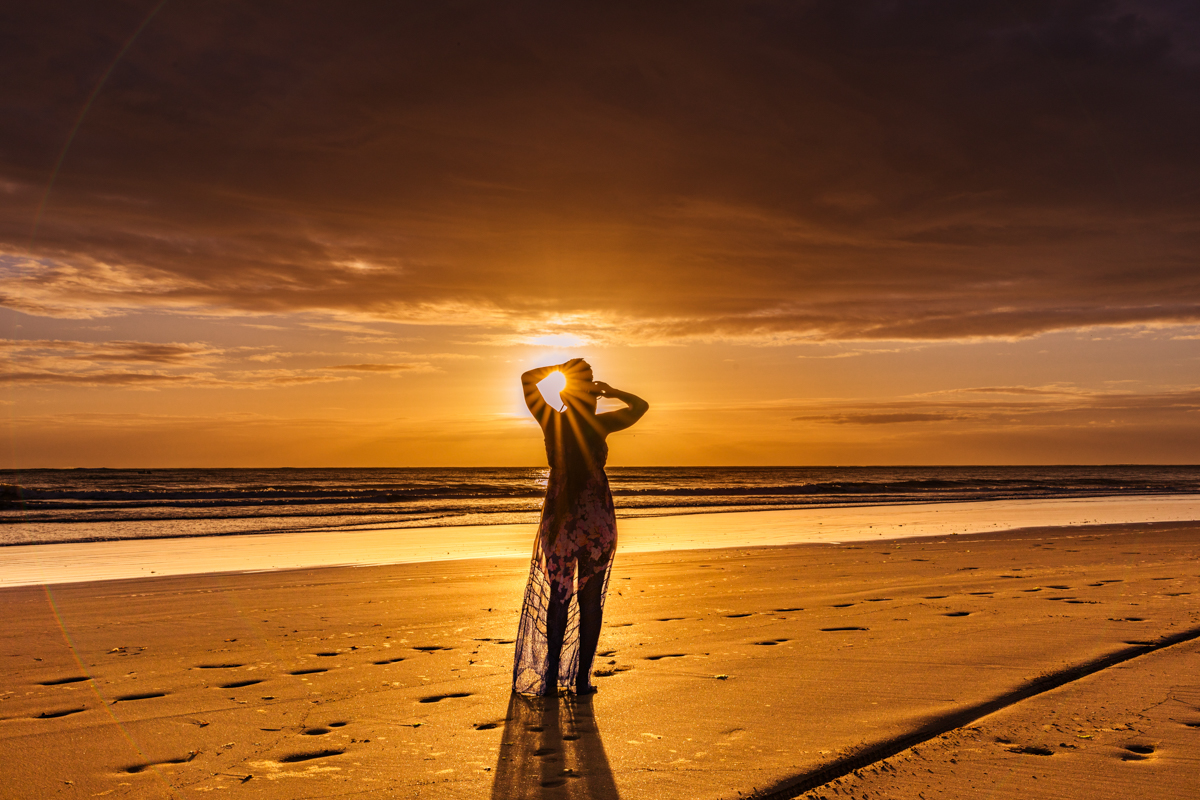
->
{"left": 537, "top": 370, "right": 567, "bottom": 408}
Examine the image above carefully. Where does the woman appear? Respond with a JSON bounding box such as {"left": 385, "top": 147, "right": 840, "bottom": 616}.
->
{"left": 512, "top": 358, "right": 649, "bottom": 695}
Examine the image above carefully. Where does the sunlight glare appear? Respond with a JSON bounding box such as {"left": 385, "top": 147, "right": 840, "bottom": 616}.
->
{"left": 538, "top": 370, "right": 567, "bottom": 408}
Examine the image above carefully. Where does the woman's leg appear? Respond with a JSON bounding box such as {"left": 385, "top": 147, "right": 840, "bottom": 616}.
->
{"left": 543, "top": 577, "right": 572, "bottom": 694}
{"left": 574, "top": 571, "right": 605, "bottom": 693}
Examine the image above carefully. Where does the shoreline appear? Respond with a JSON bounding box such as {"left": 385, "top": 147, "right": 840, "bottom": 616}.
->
{"left": 2, "top": 493, "right": 1199, "bottom": 588}
{"left": 10, "top": 488, "right": 1198, "bottom": 548}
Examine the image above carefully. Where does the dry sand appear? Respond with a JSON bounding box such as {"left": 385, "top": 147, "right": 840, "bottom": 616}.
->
{"left": 2, "top": 519, "right": 1199, "bottom": 799}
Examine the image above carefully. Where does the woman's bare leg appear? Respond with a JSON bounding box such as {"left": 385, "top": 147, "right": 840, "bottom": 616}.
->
{"left": 543, "top": 581, "right": 571, "bottom": 695}
{"left": 575, "top": 575, "right": 604, "bottom": 693}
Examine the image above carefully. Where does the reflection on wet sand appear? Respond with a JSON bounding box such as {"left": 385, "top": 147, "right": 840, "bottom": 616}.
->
{"left": 490, "top": 693, "right": 619, "bottom": 800}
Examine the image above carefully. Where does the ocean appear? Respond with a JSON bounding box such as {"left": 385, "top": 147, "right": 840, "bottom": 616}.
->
{"left": 2, "top": 465, "right": 1198, "bottom": 547}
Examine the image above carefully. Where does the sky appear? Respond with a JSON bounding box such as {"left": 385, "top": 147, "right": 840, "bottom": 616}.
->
{"left": 2, "top": 1, "right": 1199, "bottom": 467}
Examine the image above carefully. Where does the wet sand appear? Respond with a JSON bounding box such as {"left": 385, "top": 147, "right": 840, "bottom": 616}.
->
{"left": 2, "top": 516, "right": 1199, "bottom": 799}
{"left": 3, "top": 493, "right": 1199, "bottom": 587}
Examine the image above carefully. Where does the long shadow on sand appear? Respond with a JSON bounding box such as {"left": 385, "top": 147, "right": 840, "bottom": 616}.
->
{"left": 490, "top": 692, "right": 619, "bottom": 800}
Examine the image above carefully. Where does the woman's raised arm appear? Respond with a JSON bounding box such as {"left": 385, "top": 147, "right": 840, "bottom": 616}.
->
{"left": 521, "top": 363, "right": 561, "bottom": 428}
{"left": 593, "top": 383, "right": 649, "bottom": 433}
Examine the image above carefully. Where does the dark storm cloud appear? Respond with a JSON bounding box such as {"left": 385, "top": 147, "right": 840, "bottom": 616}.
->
{"left": 2, "top": 1, "right": 1199, "bottom": 339}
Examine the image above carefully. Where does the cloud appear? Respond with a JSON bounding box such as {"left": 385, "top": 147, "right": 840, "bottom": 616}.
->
{"left": 0, "top": 371, "right": 199, "bottom": 387}
{"left": 0, "top": 338, "right": 219, "bottom": 364}
{"left": 941, "top": 385, "right": 1093, "bottom": 397}
{"left": 797, "top": 412, "right": 965, "bottom": 425}
{"left": 792, "top": 386, "right": 1200, "bottom": 426}
{"left": 0, "top": 337, "right": 440, "bottom": 387}
{"left": 1, "top": 2, "right": 1198, "bottom": 342}
{"left": 329, "top": 363, "right": 432, "bottom": 373}
{"left": 0, "top": 368, "right": 348, "bottom": 388}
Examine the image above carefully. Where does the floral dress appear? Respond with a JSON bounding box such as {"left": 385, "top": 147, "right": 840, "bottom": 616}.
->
{"left": 512, "top": 408, "right": 617, "bottom": 695}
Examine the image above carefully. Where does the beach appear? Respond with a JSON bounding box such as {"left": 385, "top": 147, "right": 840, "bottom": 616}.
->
{"left": 3, "top": 505, "right": 1199, "bottom": 799}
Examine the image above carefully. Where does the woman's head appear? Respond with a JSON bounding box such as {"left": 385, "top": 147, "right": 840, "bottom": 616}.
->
{"left": 559, "top": 358, "right": 597, "bottom": 413}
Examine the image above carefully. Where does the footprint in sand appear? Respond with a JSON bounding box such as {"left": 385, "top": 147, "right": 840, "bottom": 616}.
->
{"left": 220, "top": 679, "right": 263, "bottom": 689}
{"left": 35, "top": 707, "right": 86, "bottom": 719}
{"left": 725, "top": 613, "right": 753, "bottom": 618}
{"left": 1121, "top": 743, "right": 1155, "bottom": 761}
{"left": 774, "top": 607, "right": 803, "bottom": 613}
{"left": 290, "top": 668, "right": 328, "bottom": 676}
{"left": 865, "top": 598, "right": 892, "bottom": 602}
{"left": 820, "top": 627, "right": 868, "bottom": 632}
{"left": 374, "top": 657, "right": 406, "bottom": 665}
{"left": 657, "top": 617, "right": 686, "bottom": 622}
{"left": 278, "top": 749, "right": 344, "bottom": 763}
{"left": 315, "top": 651, "right": 342, "bottom": 657}
{"left": 195, "top": 663, "right": 244, "bottom": 670}
{"left": 418, "top": 692, "right": 472, "bottom": 703}
{"left": 1046, "top": 585, "right": 1071, "bottom": 590}
{"left": 594, "top": 665, "right": 633, "bottom": 677}
{"left": 1006, "top": 745, "right": 1053, "bottom": 756}
{"left": 830, "top": 603, "right": 856, "bottom": 608}
{"left": 923, "top": 595, "right": 949, "bottom": 600}
{"left": 123, "top": 753, "right": 197, "bottom": 773}
{"left": 943, "top": 611, "right": 970, "bottom": 617}
{"left": 754, "top": 639, "right": 789, "bottom": 645}
{"left": 644, "top": 653, "right": 686, "bottom": 660}
{"left": 474, "top": 721, "right": 502, "bottom": 730}
{"left": 328, "top": 721, "right": 348, "bottom": 728}
{"left": 111, "top": 692, "right": 167, "bottom": 703}
{"left": 413, "top": 645, "right": 452, "bottom": 652}
{"left": 39, "top": 676, "right": 89, "bottom": 686}
{"left": 302, "top": 727, "right": 331, "bottom": 736}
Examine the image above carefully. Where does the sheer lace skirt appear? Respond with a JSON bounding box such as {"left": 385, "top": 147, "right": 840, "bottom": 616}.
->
{"left": 512, "top": 472, "right": 616, "bottom": 695}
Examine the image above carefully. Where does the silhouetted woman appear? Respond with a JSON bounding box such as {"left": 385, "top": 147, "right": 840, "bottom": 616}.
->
{"left": 512, "top": 358, "right": 649, "bottom": 695}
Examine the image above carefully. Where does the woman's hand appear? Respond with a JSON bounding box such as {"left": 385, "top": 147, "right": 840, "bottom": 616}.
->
{"left": 594, "top": 383, "right": 649, "bottom": 433}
